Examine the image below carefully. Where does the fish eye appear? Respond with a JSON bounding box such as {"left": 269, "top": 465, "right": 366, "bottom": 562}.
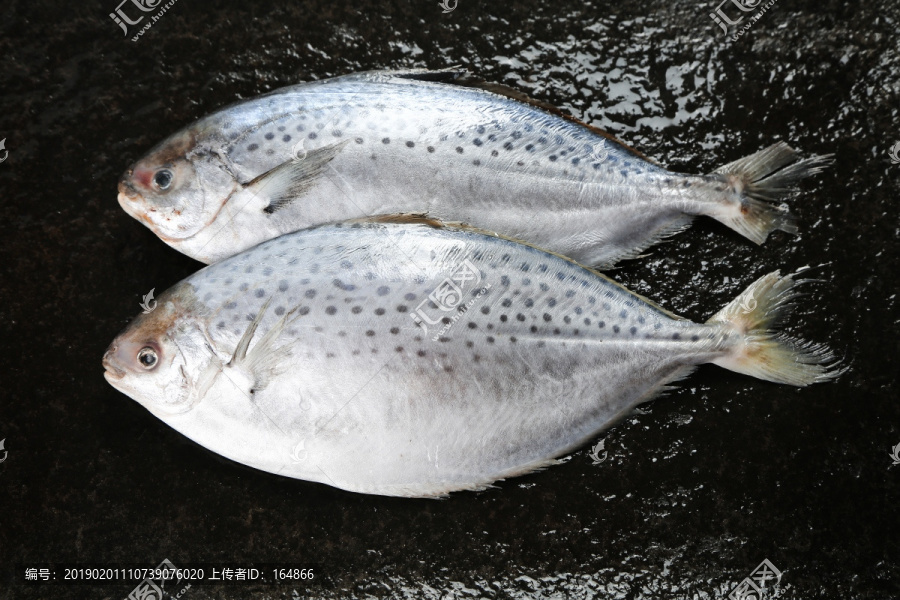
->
{"left": 137, "top": 347, "right": 158, "bottom": 369}
{"left": 153, "top": 169, "right": 174, "bottom": 191}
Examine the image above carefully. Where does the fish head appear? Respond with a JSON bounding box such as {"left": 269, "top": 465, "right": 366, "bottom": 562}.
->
{"left": 118, "top": 127, "right": 236, "bottom": 243}
{"left": 103, "top": 284, "right": 215, "bottom": 416}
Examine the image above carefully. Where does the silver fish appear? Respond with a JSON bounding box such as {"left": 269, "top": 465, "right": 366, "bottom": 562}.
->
{"left": 117, "top": 69, "right": 831, "bottom": 267}
{"left": 102, "top": 217, "right": 840, "bottom": 497}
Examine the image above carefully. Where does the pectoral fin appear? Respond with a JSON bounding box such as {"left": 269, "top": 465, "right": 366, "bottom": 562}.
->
{"left": 242, "top": 140, "right": 349, "bottom": 214}
{"left": 229, "top": 298, "right": 303, "bottom": 392}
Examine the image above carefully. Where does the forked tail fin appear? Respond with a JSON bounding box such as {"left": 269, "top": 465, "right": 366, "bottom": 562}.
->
{"left": 710, "top": 142, "right": 833, "bottom": 244}
{"left": 707, "top": 270, "right": 844, "bottom": 386}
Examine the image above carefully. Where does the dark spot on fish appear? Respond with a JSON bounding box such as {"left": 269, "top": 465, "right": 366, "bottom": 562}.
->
{"left": 473, "top": 159, "right": 481, "bottom": 166}
{"left": 530, "top": 325, "right": 538, "bottom": 333}
{"left": 375, "top": 308, "right": 385, "bottom": 316}
{"left": 500, "top": 276, "right": 510, "bottom": 287}
{"left": 296, "top": 125, "right": 305, "bottom": 132}
{"left": 309, "top": 132, "right": 317, "bottom": 139}
{"left": 598, "top": 321, "right": 605, "bottom": 328}
{"left": 427, "top": 146, "right": 435, "bottom": 153}
{"left": 548, "top": 298, "right": 557, "bottom": 307}
{"left": 468, "top": 322, "right": 477, "bottom": 329}
{"left": 366, "top": 330, "right": 375, "bottom": 336}
{"left": 395, "top": 346, "right": 404, "bottom": 353}
{"left": 225, "top": 301, "right": 237, "bottom": 309}
{"left": 217, "top": 321, "right": 226, "bottom": 329}
{"left": 404, "top": 292, "right": 417, "bottom": 301}
{"left": 543, "top": 313, "right": 552, "bottom": 322}
{"left": 351, "top": 306, "right": 362, "bottom": 314}
{"left": 465, "top": 340, "right": 474, "bottom": 348}
{"left": 417, "top": 349, "right": 426, "bottom": 357}
{"left": 553, "top": 328, "right": 560, "bottom": 335}
{"left": 613, "top": 325, "right": 620, "bottom": 333}
{"left": 238, "top": 283, "right": 249, "bottom": 292}
{"left": 672, "top": 333, "right": 681, "bottom": 340}
{"left": 439, "top": 337, "right": 451, "bottom": 343}
{"left": 247, "top": 143, "right": 259, "bottom": 152}
{"left": 504, "top": 142, "right": 514, "bottom": 151}
{"left": 305, "top": 289, "right": 316, "bottom": 299}
{"left": 325, "top": 306, "right": 337, "bottom": 315}
{"left": 283, "top": 135, "right": 291, "bottom": 142}
{"left": 549, "top": 155, "right": 558, "bottom": 161}
{"left": 264, "top": 132, "right": 274, "bottom": 140}
{"left": 474, "top": 138, "right": 483, "bottom": 146}
{"left": 406, "top": 141, "right": 414, "bottom": 148}
{"left": 377, "top": 286, "right": 390, "bottom": 296}
{"left": 630, "top": 326, "right": 638, "bottom": 335}
{"left": 486, "top": 336, "right": 495, "bottom": 344}
{"left": 539, "top": 283, "right": 549, "bottom": 292}
{"left": 442, "top": 317, "right": 451, "bottom": 325}
{"left": 390, "top": 327, "right": 399, "bottom": 334}
{"left": 456, "top": 146, "right": 464, "bottom": 154}
{"left": 563, "top": 315, "right": 571, "bottom": 324}
{"left": 298, "top": 307, "right": 310, "bottom": 316}
{"left": 524, "top": 298, "right": 534, "bottom": 308}
{"left": 620, "top": 310, "right": 628, "bottom": 319}
{"left": 501, "top": 299, "right": 512, "bottom": 308}
{"left": 397, "top": 305, "right": 408, "bottom": 313}
{"left": 491, "top": 150, "right": 499, "bottom": 157}
{"left": 255, "top": 289, "right": 265, "bottom": 298}
{"left": 477, "top": 126, "right": 485, "bottom": 134}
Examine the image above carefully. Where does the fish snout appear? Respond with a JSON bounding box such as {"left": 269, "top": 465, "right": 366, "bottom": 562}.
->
{"left": 118, "top": 169, "right": 140, "bottom": 201}
{"left": 102, "top": 343, "right": 127, "bottom": 381}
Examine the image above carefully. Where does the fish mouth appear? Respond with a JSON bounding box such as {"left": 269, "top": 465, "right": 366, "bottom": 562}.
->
{"left": 102, "top": 346, "right": 126, "bottom": 381}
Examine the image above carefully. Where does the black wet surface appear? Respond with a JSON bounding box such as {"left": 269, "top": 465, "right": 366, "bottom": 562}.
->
{"left": 1, "top": 0, "right": 898, "bottom": 598}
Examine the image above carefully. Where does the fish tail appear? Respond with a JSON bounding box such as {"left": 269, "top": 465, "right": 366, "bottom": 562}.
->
{"left": 706, "top": 270, "right": 845, "bottom": 386}
{"left": 708, "top": 142, "right": 833, "bottom": 244}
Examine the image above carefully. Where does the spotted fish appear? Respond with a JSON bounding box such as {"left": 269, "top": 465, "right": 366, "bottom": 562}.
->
{"left": 102, "top": 217, "right": 841, "bottom": 497}
{"left": 117, "top": 69, "right": 831, "bottom": 267}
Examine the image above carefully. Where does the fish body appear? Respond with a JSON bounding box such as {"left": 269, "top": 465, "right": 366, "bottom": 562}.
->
{"left": 103, "top": 219, "right": 839, "bottom": 497}
{"left": 118, "top": 70, "right": 830, "bottom": 267}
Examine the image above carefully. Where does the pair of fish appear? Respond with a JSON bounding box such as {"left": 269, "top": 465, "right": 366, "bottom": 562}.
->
{"left": 104, "top": 69, "right": 840, "bottom": 497}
